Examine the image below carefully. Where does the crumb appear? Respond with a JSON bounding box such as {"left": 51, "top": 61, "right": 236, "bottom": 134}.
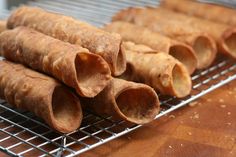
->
{"left": 188, "top": 132, "right": 192, "bottom": 135}
{"left": 219, "top": 99, "right": 224, "bottom": 103}
{"left": 180, "top": 144, "right": 183, "bottom": 147}
{"left": 168, "top": 145, "right": 172, "bottom": 149}
{"left": 220, "top": 104, "right": 226, "bottom": 108}
{"left": 169, "top": 115, "right": 175, "bottom": 119}
{"left": 206, "top": 98, "right": 212, "bottom": 102}
{"left": 226, "top": 122, "right": 231, "bottom": 126}
{"left": 190, "top": 116, "right": 193, "bottom": 119}
{"left": 227, "top": 112, "right": 231, "bottom": 115}
{"left": 127, "top": 136, "right": 131, "bottom": 140}
{"left": 228, "top": 91, "right": 233, "bottom": 95}
{"left": 189, "top": 101, "right": 198, "bottom": 107}
{"left": 193, "top": 113, "right": 199, "bottom": 119}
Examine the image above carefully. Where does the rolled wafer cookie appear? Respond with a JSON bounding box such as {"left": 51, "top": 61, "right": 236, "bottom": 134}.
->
{"left": 0, "top": 60, "right": 82, "bottom": 133}
{"left": 81, "top": 78, "right": 160, "bottom": 124}
{"left": 161, "top": 0, "right": 236, "bottom": 26}
{"left": 7, "top": 6, "right": 126, "bottom": 76}
{"left": 0, "top": 27, "right": 111, "bottom": 97}
{"left": 121, "top": 42, "right": 192, "bottom": 98}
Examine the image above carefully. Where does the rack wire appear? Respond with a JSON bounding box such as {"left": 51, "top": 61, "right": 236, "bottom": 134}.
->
{"left": 0, "top": 0, "right": 236, "bottom": 156}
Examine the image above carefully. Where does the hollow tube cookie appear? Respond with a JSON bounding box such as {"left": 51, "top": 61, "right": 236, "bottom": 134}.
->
{"left": 0, "top": 60, "right": 82, "bottom": 133}
{"left": 0, "top": 27, "right": 111, "bottom": 97}
{"left": 161, "top": 0, "right": 236, "bottom": 26}
{"left": 120, "top": 42, "right": 192, "bottom": 98}
{"left": 105, "top": 21, "right": 217, "bottom": 71}
{"left": 81, "top": 78, "right": 160, "bottom": 124}
{"left": 113, "top": 7, "right": 236, "bottom": 59}
{"left": 7, "top": 6, "right": 126, "bottom": 76}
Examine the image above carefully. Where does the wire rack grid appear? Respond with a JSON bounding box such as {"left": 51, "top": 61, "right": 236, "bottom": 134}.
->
{"left": 0, "top": 0, "right": 236, "bottom": 156}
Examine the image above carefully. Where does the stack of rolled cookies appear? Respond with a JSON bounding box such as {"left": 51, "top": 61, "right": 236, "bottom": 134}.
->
{"left": 0, "top": 6, "right": 167, "bottom": 133}
{"left": 3, "top": 1, "right": 233, "bottom": 133}
{"left": 107, "top": 1, "right": 236, "bottom": 99}
{"left": 105, "top": 21, "right": 217, "bottom": 74}
{"left": 112, "top": 5, "right": 236, "bottom": 60}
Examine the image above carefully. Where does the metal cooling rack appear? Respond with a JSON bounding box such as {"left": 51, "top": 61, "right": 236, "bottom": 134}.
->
{"left": 0, "top": 0, "right": 236, "bottom": 156}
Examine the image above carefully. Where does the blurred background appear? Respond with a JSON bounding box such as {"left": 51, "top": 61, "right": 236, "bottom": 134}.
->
{"left": 0, "top": 0, "right": 29, "bottom": 10}
{"left": 1, "top": 0, "right": 236, "bottom": 10}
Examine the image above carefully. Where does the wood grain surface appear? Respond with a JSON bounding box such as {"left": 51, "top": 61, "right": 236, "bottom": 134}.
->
{"left": 81, "top": 79, "right": 236, "bottom": 157}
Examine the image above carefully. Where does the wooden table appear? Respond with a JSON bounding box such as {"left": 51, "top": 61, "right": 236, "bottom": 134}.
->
{"left": 81, "top": 79, "right": 236, "bottom": 157}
